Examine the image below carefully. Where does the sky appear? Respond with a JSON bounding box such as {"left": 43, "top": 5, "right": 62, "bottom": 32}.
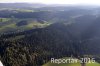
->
{"left": 0, "top": 0, "right": 100, "bottom": 5}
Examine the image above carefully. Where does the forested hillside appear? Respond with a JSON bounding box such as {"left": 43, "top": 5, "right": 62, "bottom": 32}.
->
{"left": 0, "top": 21, "right": 100, "bottom": 66}
{"left": 0, "top": 3, "right": 100, "bottom": 66}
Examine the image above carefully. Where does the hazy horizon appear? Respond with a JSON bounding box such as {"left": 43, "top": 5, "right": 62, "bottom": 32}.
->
{"left": 0, "top": 0, "right": 100, "bottom": 5}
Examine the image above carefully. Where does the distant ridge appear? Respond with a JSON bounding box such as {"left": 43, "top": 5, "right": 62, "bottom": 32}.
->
{"left": 0, "top": 3, "right": 47, "bottom": 8}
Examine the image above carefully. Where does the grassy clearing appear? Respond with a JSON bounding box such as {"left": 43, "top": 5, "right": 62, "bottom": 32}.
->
{"left": 0, "top": 23, "right": 16, "bottom": 30}
{"left": 0, "top": 18, "right": 11, "bottom": 22}
{"left": 0, "top": 18, "right": 51, "bottom": 34}
{"left": 16, "top": 9, "right": 34, "bottom": 12}
{"left": 26, "top": 22, "right": 51, "bottom": 28}
{"left": 86, "top": 62, "right": 100, "bottom": 66}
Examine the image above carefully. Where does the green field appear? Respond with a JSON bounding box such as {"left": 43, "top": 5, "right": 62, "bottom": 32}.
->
{"left": 0, "top": 18, "right": 51, "bottom": 34}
